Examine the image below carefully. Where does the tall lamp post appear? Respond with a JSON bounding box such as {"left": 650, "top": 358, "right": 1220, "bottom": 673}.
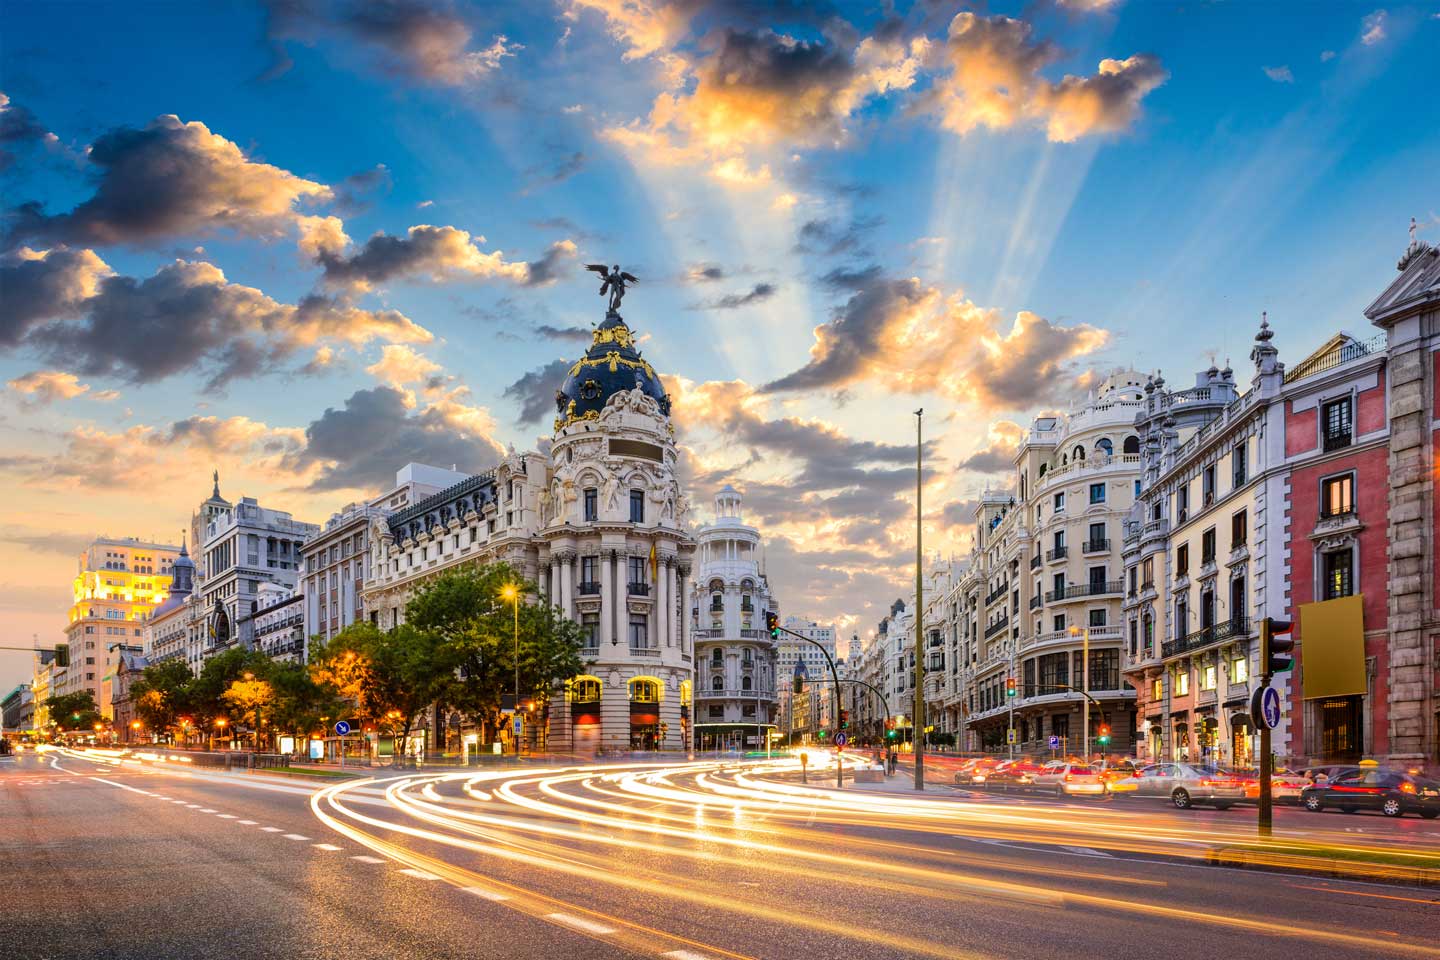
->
{"left": 501, "top": 583, "right": 520, "bottom": 755}
{"left": 1069, "top": 626, "right": 1090, "bottom": 758}
{"left": 914, "top": 408, "right": 926, "bottom": 791}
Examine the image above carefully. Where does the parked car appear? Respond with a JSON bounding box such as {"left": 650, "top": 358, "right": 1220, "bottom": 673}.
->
{"left": 1033, "top": 761, "right": 1105, "bottom": 796}
{"left": 1092, "top": 758, "right": 1140, "bottom": 793}
{"left": 1301, "top": 770, "right": 1440, "bottom": 818}
{"left": 1299, "top": 764, "right": 1361, "bottom": 786}
{"left": 1134, "top": 763, "right": 1247, "bottom": 809}
{"left": 1238, "top": 768, "right": 1307, "bottom": 803}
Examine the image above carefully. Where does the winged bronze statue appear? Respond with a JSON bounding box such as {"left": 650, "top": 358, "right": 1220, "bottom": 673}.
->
{"left": 586, "top": 263, "right": 638, "bottom": 313}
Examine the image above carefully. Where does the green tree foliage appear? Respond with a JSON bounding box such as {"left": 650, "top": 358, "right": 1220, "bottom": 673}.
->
{"left": 46, "top": 691, "right": 101, "bottom": 731}
{"left": 129, "top": 659, "right": 196, "bottom": 732}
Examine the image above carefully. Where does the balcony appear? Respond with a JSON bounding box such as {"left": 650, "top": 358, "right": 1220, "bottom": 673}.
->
{"left": 1082, "top": 539, "right": 1110, "bottom": 554}
{"left": 984, "top": 582, "right": 1009, "bottom": 606}
{"left": 1323, "top": 431, "right": 1352, "bottom": 452}
{"left": 984, "top": 615, "right": 1010, "bottom": 639}
{"left": 627, "top": 582, "right": 651, "bottom": 596}
{"left": 578, "top": 581, "right": 601, "bottom": 595}
{"left": 1029, "top": 595, "right": 1042, "bottom": 611}
{"left": 1030, "top": 554, "right": 1042, "bottom": 570}
{"left": 1045, "top": 580, "right": 1124, "bottom": 603}
{"left": 1046, "top": 546, "right": 1068, "bottom": 562}
{"left": 1161, "top": 616, "right": 1251, "bottom": 659}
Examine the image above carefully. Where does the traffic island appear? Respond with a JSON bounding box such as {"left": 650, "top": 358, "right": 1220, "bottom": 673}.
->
{"left": 252, "top": 766, "right": 367, "bottom": 780}
{"left": 1206, "top": 842, "right": 1440, "bottom": 887}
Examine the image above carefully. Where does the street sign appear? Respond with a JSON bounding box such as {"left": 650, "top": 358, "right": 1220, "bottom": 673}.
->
{"left": 513, "top": 715, "right": 523, "bottom": 736}
{"left": 1253, "top": 686, "right": 1282, "bottom": 729}
{"left": 834, "top": 732, "right": 848, "bottom": 747}
{"left": 1006, "top": 728, "right": 1016, "bottom": 745}
{"left": 333, "top": 720, "right": 350, "bottom": 736}
{"left": 1048, "top": 735, "right": 1060, "bottom": 750}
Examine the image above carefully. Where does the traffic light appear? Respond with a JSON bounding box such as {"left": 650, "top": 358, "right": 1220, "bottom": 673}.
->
{"left": 793, "top": 674, "right": 804, "bottom": 694}
{"left": 764, "top": 611, "right": 780, "bottom": 639}
{"left": 886, "top": 729, "right": 897, "bottom": 740}
{"left": 1097, "top": 724, "right": 1111, "bottom": 746}
{"left": 54, "top": 643, "right": 69, "bottom": 668}
{"left": 1260, "top": 617, "right": 1295, "bottom": 676}
{"left": 839, "top": 709, "right": 850, "bottom": 730}
{"left": 1005, "top": 676, "right": 1017, "bottom": 698}
{"left": 817, "top": 729, "right": 828, "bottom": 740}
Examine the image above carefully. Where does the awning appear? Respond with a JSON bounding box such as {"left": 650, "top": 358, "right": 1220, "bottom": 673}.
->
{"left": 1299, "top": 595, "right": 1366, "bottom": 700}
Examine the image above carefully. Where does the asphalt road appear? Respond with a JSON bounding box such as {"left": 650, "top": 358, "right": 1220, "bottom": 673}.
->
{"left": 3, "top": 748, "right": 1437, "bottom": 960}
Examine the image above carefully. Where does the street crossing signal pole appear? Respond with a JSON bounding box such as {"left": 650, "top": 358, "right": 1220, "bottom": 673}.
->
{"left": 914, "top": 408, "right": 925, "bottom": 791}
{"left": 772, "top": 612, "right": 844, "bottom": 788}
{"left": 1256, "top": 616, "right": 1295, "bottom": 837}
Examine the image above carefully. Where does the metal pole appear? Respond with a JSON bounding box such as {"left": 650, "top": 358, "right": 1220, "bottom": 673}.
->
{"left": 1083, "top": 627, "right": 1090, "bottom": 760}
{"left": 512, "top": 594, "right": 520, "bottom": 756}
{"left": 914, "top": 408, "right": 925, "bottom": 790}
{"left": 1007, "top": 649, "right": 1015, "bottom": 758}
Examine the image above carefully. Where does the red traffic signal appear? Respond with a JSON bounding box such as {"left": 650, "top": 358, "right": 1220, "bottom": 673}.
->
{"left": 1261, "top": 617, "right": 1295, "bottom": 676}
{"left": 764, "top": 611, "right": 780, "bottom": 639}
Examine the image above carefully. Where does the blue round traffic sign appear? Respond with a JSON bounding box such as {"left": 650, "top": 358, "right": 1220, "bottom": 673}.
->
{"left": 1253, "top": 686, "right": 1282, "bottom": 730}
{"left": 334, "top": 720, "right": 351, "bottom": 735}
{"left": 834, "top": 732, "right": 848, "bottom": 747}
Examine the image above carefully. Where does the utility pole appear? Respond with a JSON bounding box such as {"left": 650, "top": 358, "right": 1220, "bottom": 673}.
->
{"left": 914, "top": 408, "right": 925, "bottom": 791}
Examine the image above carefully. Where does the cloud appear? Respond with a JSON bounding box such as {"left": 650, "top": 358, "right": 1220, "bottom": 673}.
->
{"left": 693, "top": 282, "right": 776, "bottom": 310}
{"left": 333, "top": 164, "right": 393, "bottom": 214}
{"left": 818, "top": 263, "right": 884, "bottom": 291}
{"left": 534, "top": 324, "right": 593, "bottom": 343}
{"left": 1360, "top": 9, "right": 1387, "bottom": 45}
{"left": 0, "top": 246, "right": 114, "bottom": 346}
{"left": 264, "top": 0, "right": 521, "bottom": 85}
{"left": 795, "top": 215, "right": 882, "bottom": 257}
{"left": 288, "top": 385, "right": 502, "bottom": 491}
{"left": 685, "top": 262, "right": 726, "bottom": 282}
{"left": 504, "top": 359, "right": 572, "bottom": 425}
{"left": 958, "top": 420, "right": 1024, "bottom": 473}
{"left": 563, "top": 0, "right": 699, "bottom": 61}
{"left": 5, "top": 115, "right": 330, "bottom": 247}
{"left": 524, "top": 149, "right": 588, "bottom": 189}
{"left": 1263, "top": 65, "right": 1294, "bottom": 83}
{"left": 166, "top": 415, "right": 305, "bottom": 459}
{"left": 0, "top": 91, "right": 60, "bottom": 171}
{"left": 7, "top": 252, "right": 431, "bottom": 388}
{"left": 6, "top": 369, "right": 91, "bottom": 404}
{"left": 0, "top": 526, "right": 98, "bottom": 556}
{"left": 761, "top": 274, "right": 1107, "bottom": 411}
{"left": 1055, "top": 0, "right": 1121, "bottom": 10}
{"left": 309, "top": 223, "right": 531, "bottom": 291}
{"left": 939, "top": 498, "right": 980, "bottom": 532}
{"left": 1320, "top": 50, "right": 1337, "bottom": 62}
{"left": 521, "top": 238, "right": 579, "bottom": 287}
{"left": 365, "top": 344, "right": 440, "bottom": 387}
{"left": 924, "top": 13, "right": 1168, "bottom": 142}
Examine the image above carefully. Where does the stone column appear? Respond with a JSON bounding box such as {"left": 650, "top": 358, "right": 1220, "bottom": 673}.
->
{"left": 600, "top": 550, "right": 614, "bottom": 649}
{"left": 558, "top": 553, "right": 573, "bottom": 620}
{"left": 656, "top": 555, "right": 670, "bottom": 649}
{"left": 677, "top": 562, "right": 691, "bottom": 658}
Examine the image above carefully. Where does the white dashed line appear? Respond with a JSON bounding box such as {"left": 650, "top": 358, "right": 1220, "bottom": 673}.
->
{"left": 1060, "top": 846, "right": 1115, "bottom": 858}
{"left": 350, "top": 855, "right": 386, "bottom": 864}
{"left": 663, "top": 951, "right": 720, "bottom": 960}
{"left": 546, "top": 913, "right": 617, "bottom": 935}
{"left": 185, "top": 804, "right": 202, "bottom": 808}
{"left": 260, "top": 827, "right": 283, "bottom": 833}
{"left": 199, "top": 808, "right": 218, "bottom": 814}
{"left": 398, "top": 868, "right": 440, "bottom": 880}
{"left": 216, "top": 814, "right": 237, "bottom": 819}
{"left": 312, "top": 843, "right": 342, "bottom": 851}
{"left": 282, "top": 833, "right": 310, "bottom": 841}
{"left": 237, "top": 820, "right": 258, "bottom": 825}
{"left": 460, "top": 887, "right": 510, "bottom": 901}
{"left": 171, "top": 799, "right": 187, "bottom": 804}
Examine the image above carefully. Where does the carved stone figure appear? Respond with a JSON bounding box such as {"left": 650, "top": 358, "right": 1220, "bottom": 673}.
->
{"left": 586, "top": 263, "right": 639, "bottom": 313}
{"left": 602, "top": 472, "right": 621, "bottom": 512}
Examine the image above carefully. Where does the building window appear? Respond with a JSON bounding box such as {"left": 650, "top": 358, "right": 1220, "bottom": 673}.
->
{"left": 1201, "top": 529, "right": 1216, "bottom": 565}
{"left": 1176, "top": 543, "right": 1189, "bottom": 576}
{"left": 1176, "top": 484, "right": 1189, "bottom": 522}
{"left": 1202, "top": 465, "right": 1216, "bottom": 506}
{"left": 1321, "top": 473, "right": 1355, "bottom": 518}
{"left": 580, "top": 555, "right": 597, "bottom": 589}
{"left": 1230, "top": 657, "right": 1248, "bottom": 685}
{"left": 1089, "top": 483, "right": 1106, "bottom": 504}
{"left": 742, "top": 704, "right": 756, "bottom": 718}
{"left": 708, "top": 705, "right": 724, "bottom": 719}
{"left": 1322, "top": 550, "right": 1354, "bottom": 600}
{"left": 628, "top": 615, "right": 651, "bottom": 651}
{"left": 1322, "top": 397, "right": 1353, "bottom": 451}
{"left": 629, "top": 489, "right": 644, "bottom": 523}
{"left": 1088, "top": 609, "right": 1107, "bottom": 627}
{"left": 627, "top": 555, "right": 647, "bottom": 589}
{"left": 572, "top": 677, "right": 601, "bottom": 702}
{"left": 629, "top": 678, "right": 659, "bottom": 702}
{"left": 1052, "top": 613, "right": 1066, "bottom": 632}
{"left": 581, "top": 614, "right": 599, "bottom": 650}
{"left": 1174, "top": 669, "right": 1190, "bottom": 696}
{"left": 1201, "top": 663, "right": 1217, "bottom": 690}
{"left": 741, "top": 676, "right": 752, "bottom": 691}
{"left": 1151, "top": 678, "right": 1163, "bottom": 701}
{"left": 1233, "top": 444, "right": 1248, "bottom": 487}
{"left": 1053, "top": 492, "right": 1065, "bottom": 513}
{"left": 1141, "top": 557, "right": 1154, "bottom": 589}
{"left": 583, "top": 487, "right": 598, "bottom": 521}
{"left": 711, "top": 675, "right": 723, "bottom": 691}
{"left": 1232, "top": 510, "right": 1248, "bottom": 547}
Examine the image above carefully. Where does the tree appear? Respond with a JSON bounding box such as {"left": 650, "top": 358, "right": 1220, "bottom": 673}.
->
{"left": 265, "top": 659, "right": 344, "bottom": 741}
{"left": 129, "top": 660, "right": 196, "bottom": 735}
{"left": 310, "top": 622, "right": 455, "bottom": 763}
{"left": 404, "top": 563, "right": 587, "bottom": 742}
{"left": 190, "top": 648, "right": 270, "bottom": 725}
{"left": 222, "top": 677, "right": 275, "bottom": 749}
{"left": 46, "top": 691, "right": 101, "bottom": 732}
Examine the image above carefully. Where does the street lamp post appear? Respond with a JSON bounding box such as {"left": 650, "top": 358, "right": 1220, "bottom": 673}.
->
{"left": 914, "top": 408, "right": 925, "bottom": 791}
{"left": 501, "top": 583, "right": 520, "bottom": 756}
{"left": 1070, "top": 626, "right": 1090, "bottom": 758}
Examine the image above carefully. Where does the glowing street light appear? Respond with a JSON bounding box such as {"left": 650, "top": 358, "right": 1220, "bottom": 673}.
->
{"left": 500, "top": 583, "right": 521, "bottom": 755}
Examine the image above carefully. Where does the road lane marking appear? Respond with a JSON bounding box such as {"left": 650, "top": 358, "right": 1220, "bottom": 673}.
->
{"left": 350, "top": 856, "right": 386, "bottom": 864}
{"left": 282, "top": 833, "right": 310, "bottom": 840}
{"left": 313, "top": 843, "right": 343, "bottom": 851}
{"left": 216, "top": 814, "right": 237, "bottom": 819}
{"left": 663, "top": 951, "right": 720, "bottom": 960}
{"left": 546, "top": 913, "right": 617, "bottom": 935}
{"left": 1289, "top": 884, "right": 1440, "bottom": 906}
{"left": 237, "top": 820, "right": 258, "bottom": 825}
{"left": 199, "top": 808, "right": 218, "bottom": 813}
{"left": 171, "top": 799, "right": 187, "bottom": 804}
{"left": 260, "top": 827, "right": 283, "bottom": 832}
{"left": 185, "top": 804, "right": 202, "bottom": 808}
{"left": 398, "top": 868, "right": 440, "bottom": 880}
{"left": 1061, "top": 846, "right": 1115, "bottom": 858}
{"left": 461, "top": 887, "right": 510, "bottom": 901}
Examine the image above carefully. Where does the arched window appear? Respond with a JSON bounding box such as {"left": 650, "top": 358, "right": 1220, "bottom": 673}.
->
{"left": 741, "top": 676, "right": 752, "bottom": 691}
{"left": 1038, "top": 463, "right": 1047, "bottom": 478}
{"left": 1073, "top": 445, "right": 1086, "bottom": 461}
{"left": 679, "top": 680, "right": 692, "bottom": 706}
{"left": 1123, "top": 435, "right": 1140, "bottom": 455}
{"left": 1019, "top": 472, "right": 1027, "bottom": 500}
{"left": 712, "top": 675, "right": 723, "bottom": 691}
{"left": 629, "top": 678, "right": 661, "bottom": 703}
{"left": 1096, "top": 438, "right": 1113, "bottom": 457}
{"left": 571, "top": 676, "right": 601, "bottom": 703}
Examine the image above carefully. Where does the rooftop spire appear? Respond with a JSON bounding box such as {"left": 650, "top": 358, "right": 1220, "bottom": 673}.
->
{"left": 212, "top": 468, "right": 221, "bottom": 499}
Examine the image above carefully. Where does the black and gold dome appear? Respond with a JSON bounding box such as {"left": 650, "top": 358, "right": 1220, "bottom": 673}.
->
{"left": 553, "top": 313, "right": 671, "bottom": 431}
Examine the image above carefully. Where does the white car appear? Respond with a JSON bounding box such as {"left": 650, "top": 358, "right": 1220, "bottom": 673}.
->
{"left": 1134, "top": 763, "right": 1246, "bottom": 809}
{"left": 1032, "top": 761, "right": 1105, "bottom": 796}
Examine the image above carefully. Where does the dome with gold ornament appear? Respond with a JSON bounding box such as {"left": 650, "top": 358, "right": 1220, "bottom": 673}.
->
{"left": 552, "top": 312, "right": 670, "bottom": 432}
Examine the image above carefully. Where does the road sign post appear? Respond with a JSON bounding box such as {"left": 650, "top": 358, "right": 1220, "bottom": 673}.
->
{"left": 1256, "top": 617, "right": 1294, "bottom": 838}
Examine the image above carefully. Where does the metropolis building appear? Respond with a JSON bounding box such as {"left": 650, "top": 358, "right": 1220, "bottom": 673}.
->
{"left": 362, "top": 308, "right": 697, "bottom": 754}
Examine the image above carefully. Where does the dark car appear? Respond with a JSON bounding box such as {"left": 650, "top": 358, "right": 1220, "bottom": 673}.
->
{"left": 1299, "top": 764, "right": 1360, "bottom": 785}
{"left": 1300, "top": 769, "right": 1440, "bottom": 818}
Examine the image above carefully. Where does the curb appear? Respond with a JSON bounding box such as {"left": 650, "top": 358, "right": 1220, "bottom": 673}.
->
{"left": 1205, "top": 846, "right": 1440, "bottom": 888}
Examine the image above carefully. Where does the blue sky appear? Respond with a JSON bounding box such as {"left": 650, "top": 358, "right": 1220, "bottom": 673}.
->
{"left": 2, "top": 0, "right": 1437, "bottom": 689}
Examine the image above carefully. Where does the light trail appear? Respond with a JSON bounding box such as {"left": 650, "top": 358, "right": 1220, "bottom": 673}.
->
{"left": 306, "top": 758, "right": 1440, "bottom": 960}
